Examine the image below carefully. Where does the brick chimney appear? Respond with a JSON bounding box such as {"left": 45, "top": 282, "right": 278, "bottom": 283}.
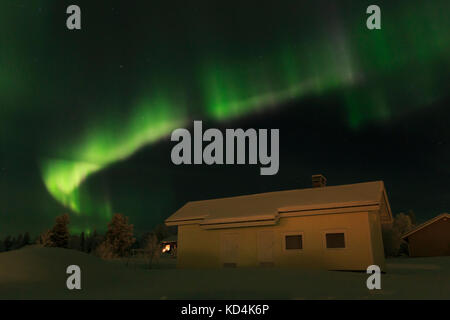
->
{"left": 312, "top": 174, "right": 327, "bottom": 188}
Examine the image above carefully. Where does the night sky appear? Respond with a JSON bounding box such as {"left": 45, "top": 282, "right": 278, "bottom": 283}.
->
{"left": 1, "top": 0, "right": 449, "bottom": 237}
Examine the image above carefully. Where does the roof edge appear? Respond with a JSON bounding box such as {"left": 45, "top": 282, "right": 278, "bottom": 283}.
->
{"left": 401, "top": 213, "right": 450, "bottom": 239}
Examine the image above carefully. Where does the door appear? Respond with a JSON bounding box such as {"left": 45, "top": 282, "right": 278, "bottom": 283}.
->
{"left": 221, "top": 233, "right": 239, "bottom": 267}
{"left": 258, "top": 230, "right": 274, "bottom": 266}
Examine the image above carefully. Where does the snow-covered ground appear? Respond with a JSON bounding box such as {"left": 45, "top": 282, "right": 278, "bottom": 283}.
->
{"left": 0, "top": 246, "right": 449, "bottom": 299}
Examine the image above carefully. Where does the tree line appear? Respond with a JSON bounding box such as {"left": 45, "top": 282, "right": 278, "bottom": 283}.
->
{"left": 0, "top": 232, "right": 31, "bottom": 252}
{"left": 1, "top": 209, "right": 417, "bottom": 258}
{"left": 1, "top": 213, "right": 176, "bottom": 261}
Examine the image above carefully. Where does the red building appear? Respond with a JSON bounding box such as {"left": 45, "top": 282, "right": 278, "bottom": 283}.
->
{"left": 401, "top": 213, "right": 450, "bottom": 257}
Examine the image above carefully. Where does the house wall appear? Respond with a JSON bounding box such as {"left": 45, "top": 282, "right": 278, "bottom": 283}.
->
{"left": 368, "top": 210, "right": 386, "bottom": 271}
{"left": 408, "top": 217, "right": 450, "bottom": 257}
{"left": 177, "top": 211, "right": 383, "bottom": 271}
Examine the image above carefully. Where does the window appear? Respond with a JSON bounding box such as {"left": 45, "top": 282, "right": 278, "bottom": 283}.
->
{"left": 285, "top": 235, "right": 303, "bottom": 250}
{"left": 326, "top": 233, "right": 345, "bottom": 248}
{"left": 223, "top": 263, "right": 237, "bottom": 268}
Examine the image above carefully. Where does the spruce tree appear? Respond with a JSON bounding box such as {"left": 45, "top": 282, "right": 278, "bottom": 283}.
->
{"left": 23, "top": 232, "right": 30, "bottom": 247}
{"left": 3, "top": 236, "right": 12, "bottom": 251}
{"left": 14, "top": 234, "right": 24, "bottom": 249}
{"left": 49, "top": 214, "right": 70, "bottom": 248}
{"left": 104, "top": 214, "right": 136, "bottom": 257}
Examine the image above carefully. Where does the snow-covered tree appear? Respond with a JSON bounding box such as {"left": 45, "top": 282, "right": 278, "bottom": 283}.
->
{"left": 102, "top": 214, "right": 135, "bottom": 258}
{"left": 47, "top": 214, "right": 70, "bottom": 248}
{"left": 382, "top": 212, "right": 414, "bottom": 257}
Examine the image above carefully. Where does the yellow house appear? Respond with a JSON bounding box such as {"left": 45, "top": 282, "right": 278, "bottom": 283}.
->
{"left": 165, "top": 177, "right": 393, "bottom": 271}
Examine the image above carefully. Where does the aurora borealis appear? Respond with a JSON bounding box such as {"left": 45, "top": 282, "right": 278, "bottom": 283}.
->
{"left": 40, "top": 94, "right": 185, "bottom": 216}
{"left": 1, "top": 0, "right": 449, "bottom": 236}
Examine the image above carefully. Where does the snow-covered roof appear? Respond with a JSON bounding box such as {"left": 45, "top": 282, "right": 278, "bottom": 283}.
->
{"left": 401, "top": 213, "right": 450, "bottom": 239}
{"left": 166, "top": 181, "right": 392, "bottom": 228}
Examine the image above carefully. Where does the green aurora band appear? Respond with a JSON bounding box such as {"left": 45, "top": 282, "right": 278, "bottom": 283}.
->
{"left": 40, "top": 94, "right": 186, "bottom": 226}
